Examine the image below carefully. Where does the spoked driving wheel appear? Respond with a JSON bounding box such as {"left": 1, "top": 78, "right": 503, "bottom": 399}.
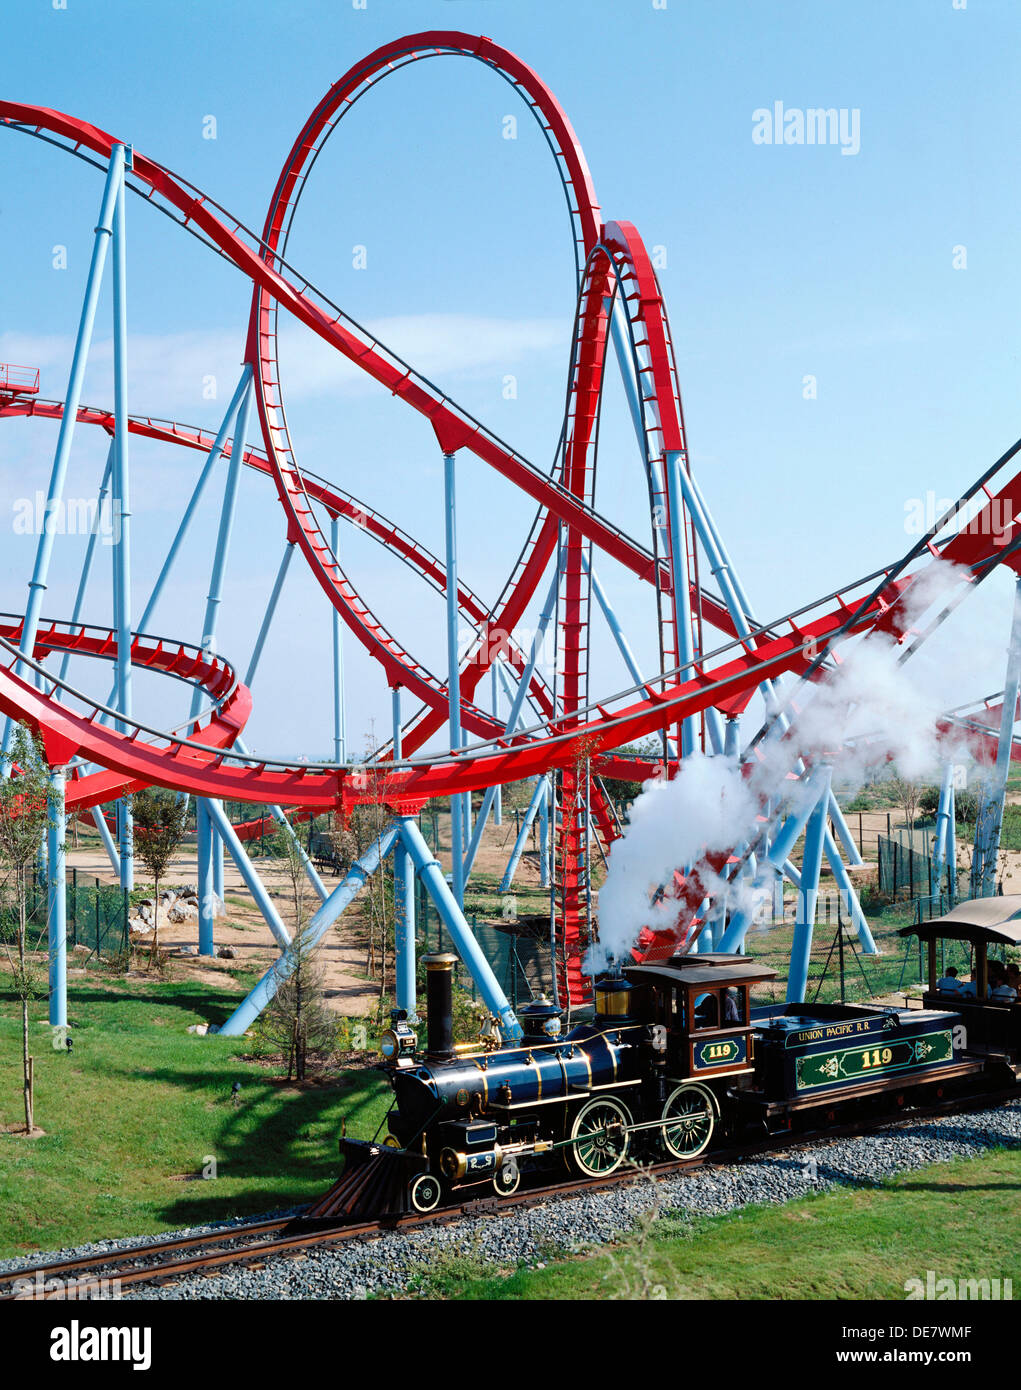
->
{"left": 660, "top": 1082, "right": 717, "bottom": 1158}
{"left": 569, "top": 1096, "right": 633, "bottom": 1176}
{"left": 409, "top": 1172, "right": 442, "bottom": 1212}
{"left": 493, "top": 1158, "right": 521, "bottom": 1196}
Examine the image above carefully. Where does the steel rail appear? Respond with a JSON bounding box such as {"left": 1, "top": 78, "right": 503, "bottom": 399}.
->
{"left": 3, "top": 1084, "right": 1013, "bottom": 1300}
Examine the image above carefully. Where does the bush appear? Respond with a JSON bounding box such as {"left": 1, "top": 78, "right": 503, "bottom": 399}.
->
{"left": 918, "top": 786, "right": 940, "bottom": 818}
{"left": 858, "top": 878, "right": 893, "bottom": 914}
{"left": 916, "top": 785, "right": 978, "bottom": 825}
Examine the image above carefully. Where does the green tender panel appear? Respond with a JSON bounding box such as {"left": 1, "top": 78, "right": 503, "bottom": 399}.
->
{"left": 795, "top": 1030, "right": 954, "bottom": 1093}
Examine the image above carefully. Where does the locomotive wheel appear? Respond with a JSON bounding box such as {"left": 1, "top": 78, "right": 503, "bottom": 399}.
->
{"left": 493, "top": 1159, "right": 521, "bottom": 1196}
{"left": 660, "top": 1082, "right": 717, "bottom": 1158}
{"left": 409, "top": 1172, "right": 442, "bottom": 1213}
{"left": 569, "top": 1097, "right": 633, "bottom": 1176}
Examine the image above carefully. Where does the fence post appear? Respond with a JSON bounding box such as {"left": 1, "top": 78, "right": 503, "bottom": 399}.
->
{"left": 122, "top": 885, "right": 129, "bottom": 951}
{"left": 71, "top": 867, "right": 78, "bottom": 948}
{"left": 94, "top": 876, "right": 101, "bottom": 957}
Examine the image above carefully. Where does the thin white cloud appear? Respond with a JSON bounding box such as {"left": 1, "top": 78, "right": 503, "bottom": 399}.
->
{"left": 277, "top": 313, "right": 567, "bottom": 398}
{"left": 0, "top": 313, "right": 567, "bottom": 421}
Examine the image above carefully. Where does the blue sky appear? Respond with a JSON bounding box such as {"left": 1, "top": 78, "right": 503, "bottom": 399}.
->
{"left": 1, "top": 0, "right": 1019, "bottom": 765}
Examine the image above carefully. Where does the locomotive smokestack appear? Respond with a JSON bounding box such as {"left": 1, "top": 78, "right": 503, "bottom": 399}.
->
{"left": 423, "top": 952, "right": 457, "bottom": 1058}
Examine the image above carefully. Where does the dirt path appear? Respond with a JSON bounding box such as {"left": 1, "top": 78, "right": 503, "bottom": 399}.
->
{"left": 63, "top": 804, "right": 542, "bottom": 1018}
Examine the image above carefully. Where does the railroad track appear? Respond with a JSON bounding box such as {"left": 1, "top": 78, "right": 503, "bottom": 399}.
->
{"left": 4, "top": 1084, "right": 1014, "bottom": 1300}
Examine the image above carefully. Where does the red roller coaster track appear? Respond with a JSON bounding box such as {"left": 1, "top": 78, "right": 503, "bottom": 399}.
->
{"left": 2, "top": 31, "right": 1020, "bottom": 1003}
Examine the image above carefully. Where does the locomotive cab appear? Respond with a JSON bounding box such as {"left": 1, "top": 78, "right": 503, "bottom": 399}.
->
{"left": 624, "top": 955, "right": 777, "bottom": 1084}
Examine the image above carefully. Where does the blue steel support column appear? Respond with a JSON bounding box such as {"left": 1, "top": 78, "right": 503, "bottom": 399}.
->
{"left": 330, "top": 516, "right": 347, "bottom": 763}
{"left": 389, "top": 682, "right": 416, "bottom": 1014}
{"left": 189, "top": 374, "right": 253, "bottom": 932}
{"left": 538, "top": 778, "right": 550, "bottom": 888}
{"left": 947, "top": 784, "right": 958, "bottom": 904}
{"left": 3, "top": 146, "right": 124, "bottom": 760}
{"left": 718, "top": 766, "right": 833, "bottom": 953}
{"left": 443, "top": 451, "right": 465, "bottom": 907}
{"left": 196, "top": 801, "right": 215, "bottom": 957}
{"left": 391, "top": 686, "right": 402, "bottom": 761}
{"left": 463, "top": 658, "right": 535, "bottom": 880}
{"left": 664, "top": 449, "right": 697, "bottom": 758}
{"left": 213, "top": 819, "right": 225, "bottom": 906}
{"left": 974, "top": 578, "right": 1021, "bottom": 896}
{"left": 203, "top": 799, "right": 291, "bottom": 950}
{"left": 500, "top": 776, "right": 548, "bottom": 891}
{"left": 822, "top": 829, "right": 878, "bottom": 954}
{"left": 401, "top": 818, "right": 521, "bottom": 1040}
{"left": 491, "top": 665, "right": 502, "bottom": 827}
{"left": 91, "top": 805, "right": 120, "bottom": 875}
{"left": 57, "top": 442, "right": 114, "bottom": 684}
{"left": 47, "top": 767, "right": 67, "bottom": 1029}
{"left": 788, "top": 767, "right": 832, "bottom": 1003}
{"left": 231, "top": 541, "right": 326, "bottom": 902}
{"left": 220, "top": 825, "right": 399, "bottom": 1037}
{"left": 932, "top": 761, "right": 955, "bottom": 903}
{"left": 724, "top": 718, "right": 740, "bottom": 759}
{"left": 191, "top": 380, "right": 253, "bottom": 719}
{"left": 137, "top": 367, "right": 253, "bottom": 632}
{"left": 244, "top": 543, "right": 294, "bottom": 688}
{"left": 394, "top": 820, "right": 417, "bottom": 1020}
{"left": 111, "top": 147, "right": 134, "bottom": 892}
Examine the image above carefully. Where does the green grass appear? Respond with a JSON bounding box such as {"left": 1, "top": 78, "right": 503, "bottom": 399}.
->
{"left": 404, "top": 1149, "right": 1021, "bottom": 1300}
{"left": 0, "top": 975, "right": 388, "bottom": 1258}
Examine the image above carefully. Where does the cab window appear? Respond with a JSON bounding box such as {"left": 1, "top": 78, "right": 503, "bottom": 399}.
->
{"left": 691, "top": 991, "right": 719, "bottom": 1030}
{"left": 721, "top": 987, "right": 746, "bottom": 1026}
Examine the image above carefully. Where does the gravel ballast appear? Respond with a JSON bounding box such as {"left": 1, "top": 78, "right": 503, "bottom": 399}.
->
{"left": 23, "top": 1098, "right": 1006, "bottom": 1300}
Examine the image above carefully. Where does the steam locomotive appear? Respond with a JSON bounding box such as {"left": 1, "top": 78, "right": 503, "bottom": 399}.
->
{"left": 327, "top": 907, "right": 1020, "bottom": 1217}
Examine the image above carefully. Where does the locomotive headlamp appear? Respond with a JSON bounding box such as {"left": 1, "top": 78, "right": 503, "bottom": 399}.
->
{"left": 379, "top": 1013, "right": 416, "bottom": 1064}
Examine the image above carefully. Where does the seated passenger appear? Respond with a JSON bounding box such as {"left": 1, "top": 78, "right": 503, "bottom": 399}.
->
{"left": 988, "top": 962, "right": 1008, "bottom": 999}
{"left": 1007, "top": 964, "right": 1021, "bottom": 996}
{"left": 990, "top": 979, "right": 1018, "bottom": 1002}
{"left": 722, "top": 988, "right": 741, "bottom": 1024}
{"left": 936, "top": 967, "right": 962, "bottom": 995}
{"left": 693, "top": 992, "right": 718, "bottom": 1028}
{"left": 958, "top": 978, "right": 977, "bottom": 998}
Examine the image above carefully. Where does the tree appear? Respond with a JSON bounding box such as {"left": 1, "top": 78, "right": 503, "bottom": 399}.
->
{"left": 0, "top": 724, "right": 56, "bottom": 1133}
{"left": 888, "top": 769, "right": 922, "bottom": 833}
{"left": 260, "top": 821, "right": 336, "bottom": 1080}
{"left": 131, "top": 787, "right": 187, "bottom": 971}
{"left": 328, "top": 746, "right": 397, "bottom": 1027}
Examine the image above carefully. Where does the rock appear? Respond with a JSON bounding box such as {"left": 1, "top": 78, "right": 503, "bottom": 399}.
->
{"left": 168, "top": 903, "right": 197, "bottom": 924}
{"left": 186, "top": 1023, "right": 209, "bottom": 1036}
{"left": 178, "top": 945, "right": 198, "bottom": 957}
{"left": 216, "top": 945, "right": 237, "bottom": 960}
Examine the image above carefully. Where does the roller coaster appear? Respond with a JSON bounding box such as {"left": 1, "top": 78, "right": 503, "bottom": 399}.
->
{"left": 2, "top": 31, "right": 1020, "bottom": 1041}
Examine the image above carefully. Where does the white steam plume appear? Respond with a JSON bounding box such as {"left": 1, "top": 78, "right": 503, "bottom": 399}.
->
{"left": 591, "top": 560, "right": 976, "bottom": 971}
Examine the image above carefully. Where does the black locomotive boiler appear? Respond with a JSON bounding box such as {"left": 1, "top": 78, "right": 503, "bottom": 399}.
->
{"left": 323, "top": 898, "right": 1021, "bottom": 1219}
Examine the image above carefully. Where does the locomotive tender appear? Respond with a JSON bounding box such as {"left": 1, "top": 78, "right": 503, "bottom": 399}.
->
{"left": 330, "top": 897, "right": 1021, "bottom": 1217}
